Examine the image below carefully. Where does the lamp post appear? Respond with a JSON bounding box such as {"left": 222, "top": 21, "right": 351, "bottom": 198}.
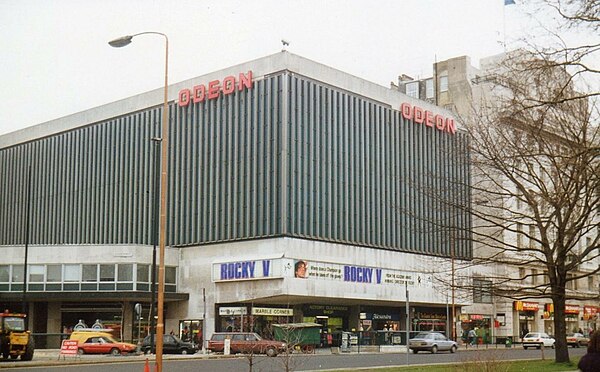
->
{"left": 109, "top": 32, "right": 169, "bottom": 372}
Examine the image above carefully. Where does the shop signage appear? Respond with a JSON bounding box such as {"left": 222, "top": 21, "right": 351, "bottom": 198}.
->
{"left": 416, "top": 312, "right": 447, "bottom": 320}
{"left": 178, "top": 71, "right": 254, "bottom": 107}
{"left": 469, "top": 314, "right": 483, "bottom": 320}
{"left": 400, "top": 102, "right": 456, "bottom": 135}
{"left": 213, "top": 259, "right": 278, "bottom": 282}
{"left": 219, "top": 307, "right": 248, "bottom": 316}
{"left": 305, "top": 304, "right": 348, "bottom": 316}
{"left": 251, "top": 307, "right": 293, "bottom": 316}
{"left": 584, "top": 306, "right": 598, "bottom": 320}
{"left": 513, "top": 301, "right": 539, "bottom": 312}
{"left": 565, "top": 304, "right": 580, "bottom": 315}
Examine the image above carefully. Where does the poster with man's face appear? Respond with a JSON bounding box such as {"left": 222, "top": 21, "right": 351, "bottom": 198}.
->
{"left": 294, "top": 260, "right": 308, "bottom": 278}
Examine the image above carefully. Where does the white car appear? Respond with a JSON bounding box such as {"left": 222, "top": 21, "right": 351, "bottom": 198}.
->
{"left": 522, "top": 332, "right": 555, "bottom": 349}
{"left": 409, "top": 332, "right": 457, "bottom": 354}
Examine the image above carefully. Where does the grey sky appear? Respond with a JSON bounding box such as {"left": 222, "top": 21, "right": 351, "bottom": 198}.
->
{"left": 0, "top": 0, "right": 552, "bottom": 135}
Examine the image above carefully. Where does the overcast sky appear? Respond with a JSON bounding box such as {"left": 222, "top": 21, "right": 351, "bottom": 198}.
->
{"left": 0, "top": 0, "right": 560, "bottom": 135}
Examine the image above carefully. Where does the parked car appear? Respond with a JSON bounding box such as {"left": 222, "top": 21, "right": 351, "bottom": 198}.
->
{"left": 69, "top": 331, "right": 138, "bottom": 355}
{"left": 207, "top": 332, "right": 287, "bottom": 357}
{"left": 566, "top": 333, "right": 589, "bottom": 348}
{"left": 408, "top": 332, "right": 457, "bottom": 354}
{"left": 141, "top": 334, "right": 198, "bottom": 354}
{"left": 522, "top": 332, "right": 555, "bottom": 349}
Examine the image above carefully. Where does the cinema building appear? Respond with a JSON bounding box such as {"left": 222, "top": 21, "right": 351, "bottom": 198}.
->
{"left": 0, "top": 52, "right": 471, "bottom": 347}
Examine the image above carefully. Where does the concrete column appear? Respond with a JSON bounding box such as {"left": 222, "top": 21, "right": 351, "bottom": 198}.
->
{"left": 122, "top": 302, "right": 133, "bottom": 342}
{"left": 47, "top": 302, "right": 62, "bottom": 334}
{"left": 349, "top": 305, "right": 360, "bottom": 332}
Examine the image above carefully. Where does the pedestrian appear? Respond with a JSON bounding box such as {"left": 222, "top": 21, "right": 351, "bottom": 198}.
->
{"left": 578, "top": 331, "right": 600, "bottom": 372}
{"left": 468, "top": 329, "right": 476, "bottom": 345}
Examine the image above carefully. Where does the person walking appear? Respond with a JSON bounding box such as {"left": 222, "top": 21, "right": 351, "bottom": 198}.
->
{"left": 578, "top": 331, "right": 600, "bottom": 372}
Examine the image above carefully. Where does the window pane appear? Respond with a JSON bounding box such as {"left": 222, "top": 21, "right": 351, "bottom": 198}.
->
{"left": 12, "top": 265, "right": 24, "bottom": 282}
{"left": 47, "top": 265, "right": 62, "bottom": 282}
{"left": 439, "top": 76, "right": 448, "bottom": 92}
{"left": 425, "top": 79, "right": 434, "bottom": 98}
{"left": 0, "top": 265, "right": 9, "bottom": 282}
{"left": 165, "top": 267, "right": 176, "bottom": 284}
{"left": 100, "top": 265, "right": 115, "bottom": 282}
{"left": 83, "top": 265, "right": 97, "bottom": 282}
{"left": 406, "top": 82, "right": 418, "bottom": 98}
{"left": 118, "top": 264, "right": 133, "bottom": 282}
{"left": 29, "top": 265, "right": 45, "bottom": 282}
{"left": 137, "top": 264, "right": 149, "bottom": 283}
{"left": 64, "top": 265, "right": 80, "bottom": 282}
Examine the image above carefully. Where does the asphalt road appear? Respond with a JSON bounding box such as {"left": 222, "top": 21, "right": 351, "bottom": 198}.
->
{"left": 0, "top": 347, "right": 588, "bottom": 372}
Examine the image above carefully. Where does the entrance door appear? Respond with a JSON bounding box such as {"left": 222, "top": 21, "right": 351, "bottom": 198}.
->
{"left": 315, "top": 317, "right": 328, "bottom": 347}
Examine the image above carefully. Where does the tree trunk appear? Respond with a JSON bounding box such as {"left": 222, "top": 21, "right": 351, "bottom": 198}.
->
{"left": 552, "top": 292, "right": 570, "bottom": 363}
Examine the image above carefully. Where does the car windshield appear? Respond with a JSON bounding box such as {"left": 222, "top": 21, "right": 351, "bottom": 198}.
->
{"left": 524, "top": 333, "right": 539, "bottom": 338}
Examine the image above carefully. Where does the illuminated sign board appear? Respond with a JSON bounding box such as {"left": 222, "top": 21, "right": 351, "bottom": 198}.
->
{"left": 400, "top": 102, "right": 456, "bottom": 135}
{"left": 178, "top": 71, "right": 253, "bottom": 107}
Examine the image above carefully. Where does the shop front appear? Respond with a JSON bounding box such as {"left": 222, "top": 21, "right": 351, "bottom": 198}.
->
{"left": 565, "top": 304, "right": 581, "bottom": 333}
{"left": 513, "top": 301, "right": 539, "bottom": 340}
{"left": 413, "top": 308, "right": 448, "bottom": 334}
{"left": 583, "top": 306, "right": 598, "bottom": 334}
{"left": 459, "top": 314, "right": 491, "bottom": 344}
{"left": 542, "top": 303, "right": 554, "bottom": 335}
{"left": 179, "top": 319, "right": 203, "bottom": 345}
{"left": 250, "top": 307, "right": 294, "bottom": 339}
{"left": 302, "top": 304, "right": 349, "bottom": 347}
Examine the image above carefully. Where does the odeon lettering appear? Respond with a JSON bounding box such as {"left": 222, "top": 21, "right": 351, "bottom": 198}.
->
{"left": 178, "top": 71, "right": 253, "bottom": 107}
{"left": 400, "top": 102, "right": 456, "bottom": 135}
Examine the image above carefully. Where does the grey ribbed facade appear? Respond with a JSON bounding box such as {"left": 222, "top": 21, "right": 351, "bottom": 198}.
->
{"left": 0, "top": 72, "right": 471, "bottom": 259}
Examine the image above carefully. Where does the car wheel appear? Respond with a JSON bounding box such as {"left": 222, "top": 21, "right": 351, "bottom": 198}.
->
{"left": 450, "top": 345, "right": 457, "bottom": 353}
{"left": 523, "top": 346, "right": 528, "bottom": 350}
{"left": 577, "top": 342, "right": 582, "bottom": 348}
{"left": 110, "top": 348, "right": 121, "bottom": 356}
{"left": 412, "top": 349, "right": 418, "bottom": 354}
{"left": 181, "top": 349, "right": 188, "bottom": 355}
{"left": 265, "top": 347, "right": 277, "bottom": 357}
{"left": 536, "top": 344, "right": 541, "bottom": 350}
{"left": 551, "top": 343, "right": 555, "bottom": 349}
{"left": 77, "top": 348, "right": 84, "bottom": 355}
{"left": 431, "top": 345, "right": 438, "bottom": 354}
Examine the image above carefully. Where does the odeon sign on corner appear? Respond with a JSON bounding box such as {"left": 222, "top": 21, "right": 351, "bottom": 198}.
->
{"left": 176, "top": 70, "right": 456, "bottom": 135}
{"left": 400, "top": 102, "right": 456, "bottom": 135}
{"left": 178, "top": 71, "right": 254, "bottom": 107}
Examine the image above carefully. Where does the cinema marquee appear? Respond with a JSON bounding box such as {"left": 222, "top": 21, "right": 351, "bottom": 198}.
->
{"left": 178, "top": 71, "right": 254, "bottom": 107}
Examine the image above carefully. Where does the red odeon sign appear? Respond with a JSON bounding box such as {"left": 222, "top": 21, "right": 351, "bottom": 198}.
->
{"left": 400, "top": 102, "right": 456, "bottom": 135}
{"left": 178, "top": 71, "right": 254, "bottom": 107}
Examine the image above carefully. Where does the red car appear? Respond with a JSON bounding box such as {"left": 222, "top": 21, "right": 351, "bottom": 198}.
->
{"left": 208, "top": 332, "right": 287, "bottom": 357}
{"left": 70, "top": 331, "right": 138, "bottom": 355}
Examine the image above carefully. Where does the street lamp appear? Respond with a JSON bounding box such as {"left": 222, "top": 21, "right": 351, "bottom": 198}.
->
{"left": 109, "top": 32, "right": 169, "bottom": 372}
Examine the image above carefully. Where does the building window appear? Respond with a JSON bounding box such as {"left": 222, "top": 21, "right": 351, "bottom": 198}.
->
{"left": 473, "top": 278, "right": 492, "bottom": 303}
{"left": 0, "top": 265, "right": 9, "bottom": 282}
{"left": 47, "top": 265, "right": 61, "bottom": 282}
{"left": 425, "top": 79, "right": 434, "bottom": 99}
{"left": 11, "top": 265, "right": 24, "bottom": 283}
{"left": 99, "top": 265, "right": 115, "bottom": 282}
{"left": 406, "top": 82, "right": 419, "bottom": 98}
{"left": 118, "top": 264, "right": 133, "bottom": 282}
{"left": 83, "top": 265, "right": 97, "bottom": 282}
{"left": 137, "top": 264, "right": 149, "bottom": 283}
{"left": 439, "top": 76, "right": 448, "bottom": 92}
{"left": 165, "top": 267, "right": 177, "bottom": 284}
{"left": 64, "top": 265, "right": 80, "bottom": 282}
{"left": 29, "top": 265, "right": 45, "bottom": 282}
{"left": 517, "top": 223, "right": 523, "bottom": 248}
{"left": 529, "top": 225, "right": 536, "bottom": 249}
{"left": 588, "top": 276, "right": 594, "bottom": 291}
{"left": 519, "top": 267, "right": 526, "bottom": 282}
{"left": 531, "top": 269, "right": 537, "bottom": 285}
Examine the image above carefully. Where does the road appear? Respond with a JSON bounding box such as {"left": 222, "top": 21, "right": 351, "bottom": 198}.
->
{"left": 0, "top": 347, "right": 588, "bottom": 372}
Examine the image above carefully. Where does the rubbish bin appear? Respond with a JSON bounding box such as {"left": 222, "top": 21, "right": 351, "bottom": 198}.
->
{"left": 505, "top": 338, "right": 512, "bottom": 348}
